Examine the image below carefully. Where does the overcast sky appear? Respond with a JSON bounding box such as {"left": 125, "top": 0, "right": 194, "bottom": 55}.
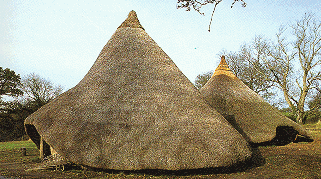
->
{"left": 1, "top": 0, "right": 320, "bottom": 90}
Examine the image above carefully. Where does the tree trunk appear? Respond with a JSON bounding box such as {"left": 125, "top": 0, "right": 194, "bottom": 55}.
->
{"left": 296, "top": 109, "right": 305, "bottom": 124}
{"left": 296, "top": 78, "right": 309, "bottom": 124}
{"left": 282, "top": 88, "right": 296, "bottom": 114}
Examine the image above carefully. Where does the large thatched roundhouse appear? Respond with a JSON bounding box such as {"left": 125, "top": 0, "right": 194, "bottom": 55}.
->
{"left": 200, "top": 56, "right": 313, "bottom": 145}
{"left": 24, "top": 11, "right": 252, "bottom": 170}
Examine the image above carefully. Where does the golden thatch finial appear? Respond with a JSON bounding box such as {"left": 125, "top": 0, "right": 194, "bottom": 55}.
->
{"left": 213, "top": 56, "right": 236, "bottom": 78}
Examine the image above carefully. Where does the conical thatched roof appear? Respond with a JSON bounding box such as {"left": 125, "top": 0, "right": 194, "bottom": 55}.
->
{"left": 24, "top": 11, "right": 251, "bottom": 170}
{"left": 200, "top": 56, "right": 312, "bottom": 145}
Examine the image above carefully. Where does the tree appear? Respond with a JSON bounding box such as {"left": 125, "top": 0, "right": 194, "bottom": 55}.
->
{"left": 177, "top": 0, "right": 246, "bottom": 14}
{"left": 0, "top": 100, "right": 33, "bottom": 141}
{"left": 305, "top": 89, "right": 321, "bottom": 123}
{"left": 234, "top": 13, "right": 321, "bottom": 123}
{"left": 194, "top": 71, "right": 213, "bottom": 90}
{"left": 309, "top": 89, "right": 321, "bottom": 112}
{"left": 0, "top": 67, "right": 23, "bottom": 99}
{"left": 176, "top": 0, "right": 246, "bottom": 31}
{"left": 224, "top": 33, "right": 297, "bottom": 107}
{"left": 260, "top": 26, "right": 297, "bottom": 114}
{"left": 21, "top": 73, "right": 64, "bottom": 108}
{"left": 195, "top": 47, "right": 274, "bottom": 100}
{"left": 224, "top": 41, "right": 275, "bottom": 99}
{"left": 195, "top": 13, "right": 321, "bottom": 123}
{"left": 291, "top": 13, "right": 321, "bottom": 123}
{"left": 0, "top": 73, "right": 64, "bottom": 141}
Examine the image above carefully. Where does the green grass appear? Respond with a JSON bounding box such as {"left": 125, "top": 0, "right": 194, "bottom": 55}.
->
{"left": 0, "top": 140, "right": 39, "bottom": 164}
{"left": 0, "top": 140, "right": 37, "bottom": 151}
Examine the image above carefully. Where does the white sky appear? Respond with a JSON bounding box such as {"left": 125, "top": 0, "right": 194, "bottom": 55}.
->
{"left": 1, "top": 0, "right": 320, "bottom": 90}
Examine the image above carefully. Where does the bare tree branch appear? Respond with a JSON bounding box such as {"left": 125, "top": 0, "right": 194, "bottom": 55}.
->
{"left": 208, "top": 1, "right": 220, "bottom": 32}
{"left": 177, "top": 0, "right": 246, "bottom": 31}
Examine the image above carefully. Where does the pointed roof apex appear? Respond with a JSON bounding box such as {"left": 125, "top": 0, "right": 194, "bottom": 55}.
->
{"left": 118, "top": 10, "right": 144, "bottom": 30}
{"left": 213, "top": 56, "right": 236, "bottom": 78}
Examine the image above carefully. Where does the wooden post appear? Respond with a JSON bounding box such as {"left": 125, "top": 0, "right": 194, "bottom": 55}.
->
{"left": 40, "top": 136, "right": 44, "bottom": 159}
{"left": 50, "top": 146, "right": 57, "bottom": 155}
{"left": 21, "top": 147, "right": 26, "bottom": 156}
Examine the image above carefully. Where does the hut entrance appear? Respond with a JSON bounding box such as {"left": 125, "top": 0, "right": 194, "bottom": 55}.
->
{"left": 40, "top": 136, "right": 51, "bottom": 159}
{"left": 25, "top": 124, "right": 52, "bottom": 159}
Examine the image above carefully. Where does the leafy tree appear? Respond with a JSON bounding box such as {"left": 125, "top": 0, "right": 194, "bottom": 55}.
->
{"left": 0, "top": 67, "right": 23, "bottom": 99}
{"left": 0, "top": 101, "right": 32, "bottom": 141}
{"left": 0, "top": 73, "right": 64, "bottom": 141}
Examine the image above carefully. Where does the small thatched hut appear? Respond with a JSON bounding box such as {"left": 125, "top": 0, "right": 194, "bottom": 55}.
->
{"left": 200, "top": 56, "right": 313, "bottom": 145}
{"left": 24, "top": 11, "right": 252, "bottom": 170}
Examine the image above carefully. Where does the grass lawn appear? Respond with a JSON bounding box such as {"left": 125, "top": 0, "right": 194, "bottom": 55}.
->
{"left": 0, "top": 123, "right": 320, "bottom": 178}
{"left": 0, "top": 140, "right": 37, "bottom": 151}
{"left": 0, "top": 140, "right": 39, "bottom": 164}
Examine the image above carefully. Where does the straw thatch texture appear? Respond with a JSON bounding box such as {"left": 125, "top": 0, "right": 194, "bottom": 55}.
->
{"left": 24, "top": 11, "right": 252, "bottom": 170}
{"left": 200, "top": 56, "right": 312, "bottom": 144}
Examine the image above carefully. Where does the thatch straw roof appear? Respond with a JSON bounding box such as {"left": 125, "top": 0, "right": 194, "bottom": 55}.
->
{"left": 24, "top": 11, "right": 252, "bottom": 170}
{"left": 200, "top": 56, "right": 313, "bottom": 145}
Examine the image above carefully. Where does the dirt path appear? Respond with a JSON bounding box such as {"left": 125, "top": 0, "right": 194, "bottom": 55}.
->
{"left": 1, "top": 130, "right": 320, "bottom": 179}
